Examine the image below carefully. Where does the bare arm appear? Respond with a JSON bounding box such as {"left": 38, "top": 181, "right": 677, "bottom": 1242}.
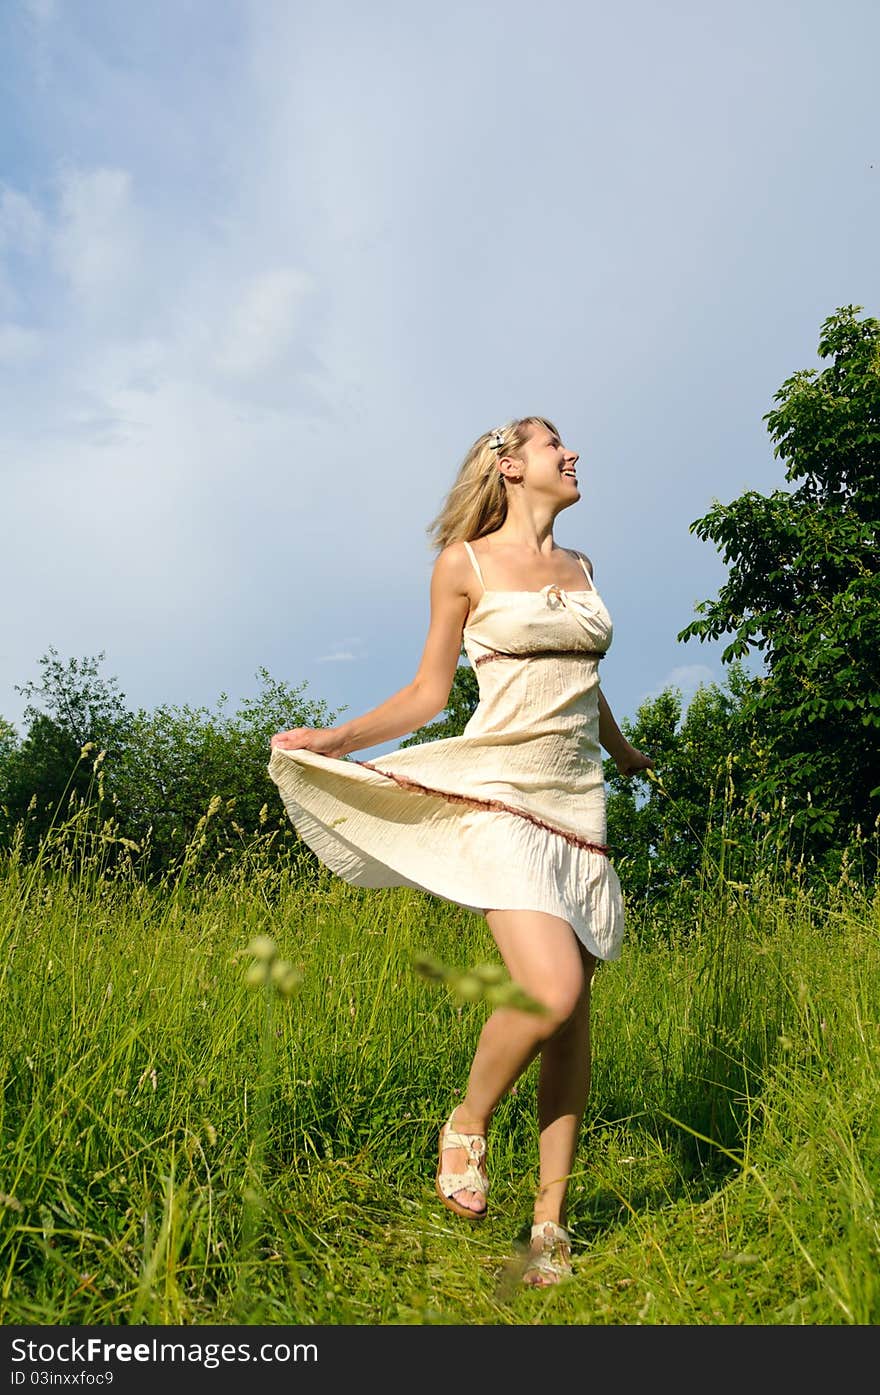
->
{"left": 575, "top": 553, "right": 654, "bottom": 778}
{"left": 599, "top": 689, "right": 654, "bottom": 777}
{"left": 270, "top": 544, "right": 474, "bottom": 758}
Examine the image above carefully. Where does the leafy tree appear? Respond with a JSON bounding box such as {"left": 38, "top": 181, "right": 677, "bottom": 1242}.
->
{"left": 0, "top": 648, "right": 133, "bottom": 854}
{"left": 105, "top": 668, "right": 345, "bottom": 879}
{"left": 0, "top": 716, "right": 20, "bottom": 837}
{"left": 0, "top": 717, "right": 18, "bottom": 766}
{"left": 0, "top": 653, "right": 345, "bottom": 880}
{"left": 605, "top": 665, "right": 758, "bottom": 908}
{"left": 14, "top": 647, "right": 132, "bottom": 748}
{"left": 677, "top": 305, "right": 880, "bottom": 868}
{"left": 0, "top": 714, "right": 83, "bottom": 855}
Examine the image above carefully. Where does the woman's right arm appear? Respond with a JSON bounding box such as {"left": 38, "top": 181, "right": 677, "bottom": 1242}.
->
{"left": 270, "top": 544, "right": 474, "bottom": 758}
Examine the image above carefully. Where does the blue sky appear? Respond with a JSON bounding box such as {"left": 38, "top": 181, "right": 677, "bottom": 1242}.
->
{"left": 1, "top": 0, "right": 878, "bottom": 760}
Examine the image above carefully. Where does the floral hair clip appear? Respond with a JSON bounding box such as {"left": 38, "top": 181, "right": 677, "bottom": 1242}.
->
{"left": 488, "top": 428, "right": 506, "bottom": 452}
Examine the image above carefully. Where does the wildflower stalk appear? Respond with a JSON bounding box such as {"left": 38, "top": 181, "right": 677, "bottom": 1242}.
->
{"left": 411, "top": 952, "right": 549, "bottom": 1014}
{"left": 237, "top": 934, "right": 302, "bottom": 1294}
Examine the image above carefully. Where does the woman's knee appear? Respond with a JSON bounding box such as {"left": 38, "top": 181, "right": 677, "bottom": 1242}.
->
{"left": 536, "top": 955, "right": 597, "bottom": 1037}
{"left": 530, "top": 973, "right": 586, "bottom": 1036}
{"left": 484, "top": 908, "right": 591, "bottom": 1033}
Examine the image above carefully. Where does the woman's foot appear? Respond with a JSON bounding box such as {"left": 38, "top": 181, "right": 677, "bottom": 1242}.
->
{"left": 435, "top": 1107, "right": 489, "bottom": 1219}
{"left": 522, "top": 1221, "right": 572, "bottom": 1286}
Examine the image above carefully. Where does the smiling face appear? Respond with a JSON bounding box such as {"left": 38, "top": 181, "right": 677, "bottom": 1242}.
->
{"left": 500, "top": 419, "right": 580, "bottom": 502}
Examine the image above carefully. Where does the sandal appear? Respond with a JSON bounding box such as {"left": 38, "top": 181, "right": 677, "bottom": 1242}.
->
{"left": 522, "top": 1221, "right": 573, "bottom": 1286}
{"left": 435, "top": 1109, "right": 489, "bottom": 1220}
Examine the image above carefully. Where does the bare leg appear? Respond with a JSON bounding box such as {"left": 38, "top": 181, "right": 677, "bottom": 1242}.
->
{"left": 439, "top": 909, "right": 587, "bottom": 1215}
{"left": 534, "top": 942, "right": 596, "bottom": 1227}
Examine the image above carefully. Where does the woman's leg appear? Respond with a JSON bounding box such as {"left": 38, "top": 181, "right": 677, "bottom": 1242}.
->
{"left": 534, "top": 941, "right": 596, "bottom": 1227}
{"left": 439, "top": 909, "right": 587, "bottom": 1214}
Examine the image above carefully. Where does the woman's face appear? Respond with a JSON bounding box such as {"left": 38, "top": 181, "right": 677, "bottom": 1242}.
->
{"left": 512, "top": 421, "right": 580, "bottom": 503}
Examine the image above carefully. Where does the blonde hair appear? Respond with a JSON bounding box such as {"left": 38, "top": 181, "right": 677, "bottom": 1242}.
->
{"left": 426, "top": 416, "right": 559, "bottom": 552}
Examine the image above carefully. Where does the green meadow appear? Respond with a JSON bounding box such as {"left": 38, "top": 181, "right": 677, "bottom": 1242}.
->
{"left": 1, "top": 796, "right": 878, "bottom": 1326}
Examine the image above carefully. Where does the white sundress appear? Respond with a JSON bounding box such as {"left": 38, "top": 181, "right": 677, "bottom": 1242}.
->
{"left": 267, "top": 542, "right": 625, "bottom": 960}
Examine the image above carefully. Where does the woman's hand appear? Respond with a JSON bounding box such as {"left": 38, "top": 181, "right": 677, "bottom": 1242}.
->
{"left": 270, "top": 727, "right": 350, "bottom": 759}
{"left": 614, "top": 743, "right": 654, "bottom": 779}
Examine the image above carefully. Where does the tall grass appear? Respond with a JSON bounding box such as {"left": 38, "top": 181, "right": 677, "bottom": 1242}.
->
{"left": 0, "top": 765, "right": 878, "bottom": 1325}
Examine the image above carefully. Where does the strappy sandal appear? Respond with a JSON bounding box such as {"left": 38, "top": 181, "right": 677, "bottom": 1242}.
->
{"left": 435, "top": 1109, "right": 489, "bottom": 1220}
{"left": 522, "top": 1221, "right": 573, "bottom": 1286}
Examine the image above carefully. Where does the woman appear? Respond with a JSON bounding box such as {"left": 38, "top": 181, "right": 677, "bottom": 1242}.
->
{"left": 268, "top": 416, "right": 653, "bottom": 1286}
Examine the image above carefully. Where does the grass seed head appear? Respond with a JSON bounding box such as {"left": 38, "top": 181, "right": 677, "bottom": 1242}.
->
{"left": 411, "top": 950, "right": 548, "bottom": 1012}
{"left": 411, "top": 953, "right": 446, "bottom": 984}
{"left": 471, "top": 962, "right": 506, "bottom": 985}
{"left": 246, "top": 934, "right": 277, "bottom": 962}
{"left": 270, "top": 959, "right": 303, "bottom": 997}
{"left": 452, "top": 973, "right": 483, "bottom": 1001}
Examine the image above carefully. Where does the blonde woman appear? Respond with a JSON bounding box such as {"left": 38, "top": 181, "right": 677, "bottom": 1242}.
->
{"left": 269, "top": 417, "right": 652, "bottom": 1286}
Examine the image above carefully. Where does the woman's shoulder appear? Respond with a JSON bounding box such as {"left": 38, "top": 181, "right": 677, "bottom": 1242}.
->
{"left": 435, "top": 538, "right": 476, "bottom": 568}
{"left": 432, "top": 539, "right": 480, "bottom": 591}
{"left": 564, "top": 546, "right": 593, "bottom": 578}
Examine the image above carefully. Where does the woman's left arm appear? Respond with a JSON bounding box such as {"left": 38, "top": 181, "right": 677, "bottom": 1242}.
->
{"left": 598, "top": 689, "right": 654, "bottom": 778}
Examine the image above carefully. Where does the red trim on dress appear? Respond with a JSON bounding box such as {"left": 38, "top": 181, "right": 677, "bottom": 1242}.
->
{"left": 353, "top": 760, "right": 610, "bottom": 857}
{"left": 473, "top": 647, "right": 606, "bottom": 668}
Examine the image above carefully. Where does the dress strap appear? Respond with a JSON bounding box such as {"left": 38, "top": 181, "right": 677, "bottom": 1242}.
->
{"left": 462, "top": 540, "right": 486, "bottom": 593}
{"left": 573, "top": 551, "right": 594, "bottom": 590}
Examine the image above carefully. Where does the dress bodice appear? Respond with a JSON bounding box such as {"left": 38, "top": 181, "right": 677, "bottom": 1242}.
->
{"left": 462, "top": 584, "right": 614, "bottom": 666}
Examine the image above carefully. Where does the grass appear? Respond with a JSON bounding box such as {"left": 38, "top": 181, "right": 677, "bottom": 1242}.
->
{"left": 0, "top": 787, "right": 878, "bottom": 1325}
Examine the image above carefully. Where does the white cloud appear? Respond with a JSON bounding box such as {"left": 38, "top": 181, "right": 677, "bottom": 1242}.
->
{"left": 0, "top": 187, "right": 45, "bottom": 255}
{"left": 215, "top": 267, "right": 315, "bottom": 379}
{"left": 315, "top": 650, "right": 360, "bottom": 664}
{"left": 638, "top": 664, "right": 718, "bottom": 709}
{"left": 0, "top": 188, "right": 45, "bottom": 312}
{"left": 53, "top": 167, "right": 140, "bottom": 312}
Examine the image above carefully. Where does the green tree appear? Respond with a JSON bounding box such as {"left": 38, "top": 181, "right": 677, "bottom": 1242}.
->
{"left": 0, "top": 716, "right": 20, "bottom": 838}
{"left": 0, "top": 648, "right": 133, "bottom": 854}
{"left": 605, "top": 664, "right": 757, "bottom": 908}
{"left": 0, "top": 717, "right": 18, "bottom": 766}
{"left": 0, "top": 654, "right": 345, "bottom": 880}
{"left": 106, "top": 667, "right": 345, "bottom": 880}
{"left": 14, "top": 647, "right": 132, "bottom": 748}
{"left": 677, "top": 305, "right": 880, "bottom": 868}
